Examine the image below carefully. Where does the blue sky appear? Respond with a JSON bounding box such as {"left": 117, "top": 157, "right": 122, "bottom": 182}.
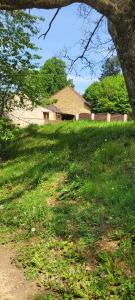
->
{"left": 31, "top": 4, "right": 111, "bottom": 94}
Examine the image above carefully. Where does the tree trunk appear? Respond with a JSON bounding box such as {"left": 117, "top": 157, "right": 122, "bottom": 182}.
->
{"left": 108, "top": 19, "right": 135, "bottom": 118}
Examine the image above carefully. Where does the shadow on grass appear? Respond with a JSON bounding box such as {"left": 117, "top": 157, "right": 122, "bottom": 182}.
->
{"left": 1, "top": 121, "right": 135, "bottom": 243}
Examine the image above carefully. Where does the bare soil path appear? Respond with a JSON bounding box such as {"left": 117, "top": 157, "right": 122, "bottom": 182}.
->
{"left": 0, "top": 245, "right": 42, "bottom": 300}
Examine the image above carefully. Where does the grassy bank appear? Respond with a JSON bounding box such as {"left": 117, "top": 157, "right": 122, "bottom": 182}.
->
{"left": 0, "top": 121, "right": 135, "bottom": 299}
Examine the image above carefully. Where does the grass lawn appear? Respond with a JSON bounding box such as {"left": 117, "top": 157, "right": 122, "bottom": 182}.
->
{"left": 0, "top": 120, "right": 135, "bottom": 299}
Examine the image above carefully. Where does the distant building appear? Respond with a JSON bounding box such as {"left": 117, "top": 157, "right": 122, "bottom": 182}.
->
{"left": 8, "top": 87, "right": 91, "bottom": 127}
{"left": 8, "top": 105, "right": 56, "bottom": 128}
{"left": 49, "top": 86, "right": 91, "bottom": 120}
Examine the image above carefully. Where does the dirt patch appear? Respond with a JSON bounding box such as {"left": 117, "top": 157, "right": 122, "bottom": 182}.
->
{"left": 116, "top": 259, "right": 134, "bottom": 277}
{"left": 47, "top": 197, "right": 56, "bottom": 207}
{"left": 99, "top": 236, "right": 119, "bottom": 252}
{"left": 0, "top": 244, "right": 43, "bottom": 300}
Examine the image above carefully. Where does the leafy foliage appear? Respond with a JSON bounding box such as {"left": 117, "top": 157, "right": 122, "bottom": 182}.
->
{"left": 0, "top": 119, "right": 14, "bottom": 142}
{"left": 37, "top": 57, "right": 74, "bottom": 100}
{"left": 84, "top": 75, "right": 131, "bottom": 114}
{"left": 0, "top": 119, "right": 18, "bottom": 160}
{"left": 100, "top": 56, "right": 121, "bottom": 80}
{"left": 0, "top": 10, "right": 42, "bottom": 116}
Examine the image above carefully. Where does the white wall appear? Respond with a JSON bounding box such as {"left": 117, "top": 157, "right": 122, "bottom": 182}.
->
{"left": 8, "top": 106, "right": 56, "bottom": 128}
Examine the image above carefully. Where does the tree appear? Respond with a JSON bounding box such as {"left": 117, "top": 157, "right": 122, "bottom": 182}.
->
{"left": 0, "top": 10, "right": 42, "bottom": 117}
{"left": 100, "top": 56, "right": 121, "bottom": 80}
{"left": 84, "top": 75, "right": 131, "bottom": 114}
{"left": 38, "top": 57, "right": 74, "bottom": 98}
{"left": 1, "top": 1, "right": 135, "bottom": 118}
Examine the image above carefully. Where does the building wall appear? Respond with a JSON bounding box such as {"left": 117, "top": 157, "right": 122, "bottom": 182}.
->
{"left": 49, "top": 111, "right": 57, "bottom": 121}
{"left": 8, "top": 106, "right": 57, "bottom": 128}
{"left": 8, "top": 87, "right": 91, "bottom": 127}
{"left": 50, "top": 87, "right": 91, "bottom": 116}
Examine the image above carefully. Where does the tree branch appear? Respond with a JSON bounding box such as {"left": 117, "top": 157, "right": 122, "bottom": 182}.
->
{"left": 66, "top": 15, "right": 104, "bottom": 71}
{"left": 85, "top": 0, "right": 116, "bottom": 17}
{"left": 0, "top": 0, "right": 78, "bottom": 10}
{"left": 0, "top": 0, "right": 117, "bottom": 18}
{"left": 39, "top": 8, "right": 61, "bottom": 39}
{"left": 80, "top": 16, "right": 104, "bottom": 58}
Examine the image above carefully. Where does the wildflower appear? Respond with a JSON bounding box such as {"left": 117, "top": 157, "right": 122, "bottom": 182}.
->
{"left": 0, "top": 205, "right": 4, "bottom": 210}
{"left": 31, "top": 227, "right": 36, "bottom": 232}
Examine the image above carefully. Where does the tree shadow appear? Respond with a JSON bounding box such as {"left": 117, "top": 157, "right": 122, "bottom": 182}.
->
{"left": 1, "top": 121, "right": 135, "bottom": 243}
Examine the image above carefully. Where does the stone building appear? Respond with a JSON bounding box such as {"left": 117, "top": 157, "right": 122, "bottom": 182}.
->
{"left": 49, "top": 86, "right": 91, "bottom": 120}
{"left": 8, "top": 87, "right": 91, "bottom": 127}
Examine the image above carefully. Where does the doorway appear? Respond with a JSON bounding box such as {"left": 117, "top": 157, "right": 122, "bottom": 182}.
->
{"left": 43, "top": 112, "right": 49, "bottom": 122}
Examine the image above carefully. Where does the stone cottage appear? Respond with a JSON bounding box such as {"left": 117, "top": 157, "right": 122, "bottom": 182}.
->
{"left": 8, "top": 87, "right": 91, "bottom": 127}
{"left": 49, "top": 86, "right": 91, "bottom": 120}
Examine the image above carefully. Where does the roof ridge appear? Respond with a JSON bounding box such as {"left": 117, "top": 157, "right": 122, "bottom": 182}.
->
{"left": 67, "top": 86, "right": 91, "bottom": 107}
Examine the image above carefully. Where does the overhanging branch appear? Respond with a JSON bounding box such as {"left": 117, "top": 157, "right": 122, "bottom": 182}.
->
{"left": 0, "top": 0, "right": 117, "bottom": 17}
{"left": 39, "top": 8, "right": 61, "bottom": 39}
{"left": 65, "top": 15, "right": 104, "bottom": 71}
{"left": 0, "top": 0, "right": 78, "bottom": 10}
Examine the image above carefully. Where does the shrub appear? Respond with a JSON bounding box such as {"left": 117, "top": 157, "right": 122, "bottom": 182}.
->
{"left": 0, "top": 119, "right": 17, "bottom": 159}
{"left": 84, "top": 75, "right": 131, "bottom": 114}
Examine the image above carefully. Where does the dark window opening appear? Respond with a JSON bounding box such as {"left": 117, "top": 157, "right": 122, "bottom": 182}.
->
{"left": 43, "top": 112, "right": 49, "bottom": 121}
{"left": 56, "top": 113, "right": 61, "bottom": 120}
{"left": 62, "top": 114, "right": 75, "bottom": 120}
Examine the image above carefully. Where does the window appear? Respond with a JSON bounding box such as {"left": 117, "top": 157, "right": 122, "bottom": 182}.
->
{"left": 56, "top": 113, "right": 61, "bottom": 120}
{"left": 43, "top": 112, "right": 49, "bottom": 121}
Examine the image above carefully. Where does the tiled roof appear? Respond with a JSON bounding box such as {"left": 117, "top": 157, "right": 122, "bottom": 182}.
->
{"left": 47, "top": 104, "right": 63, "bottom": 114}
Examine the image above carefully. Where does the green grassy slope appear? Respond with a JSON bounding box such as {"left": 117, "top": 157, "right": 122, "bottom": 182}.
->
{"left": 0, "top": 121, "right": 135, "bottom": 299}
